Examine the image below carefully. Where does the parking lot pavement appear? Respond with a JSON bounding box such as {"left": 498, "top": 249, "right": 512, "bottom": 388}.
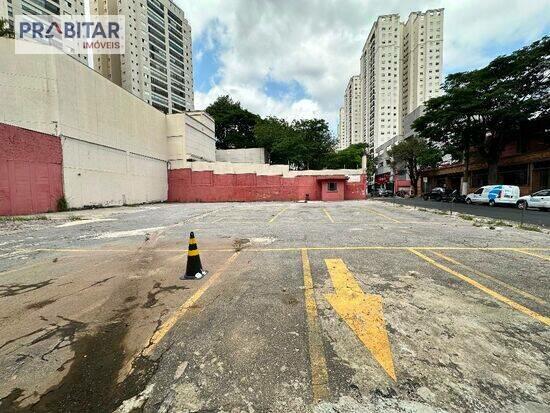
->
{"left": 0, "top": 201, "right": 549, "bottom": 412}
{"left": 374, "top": 196, "right": 550, "bottom": 227}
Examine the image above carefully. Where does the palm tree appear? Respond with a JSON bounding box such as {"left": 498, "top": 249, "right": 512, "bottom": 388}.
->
{"left": 0, "top": 18, "right": 15, "bottom": 39}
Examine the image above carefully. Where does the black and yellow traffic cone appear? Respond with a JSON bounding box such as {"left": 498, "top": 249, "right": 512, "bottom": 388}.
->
{"left": 180, "top": 232, "right": 208, "bottom": 280}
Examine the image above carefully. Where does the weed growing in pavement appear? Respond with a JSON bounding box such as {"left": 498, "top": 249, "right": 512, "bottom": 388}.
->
{"left": 518, "top": 224, "right": 542, "bottom": 232}
{"left": 458, "top": 214, "right": 475, "bottom": 221}
{"left": 0, "top": 215, "right": 48, "bottom": 222}
{"left": 491, "top": 220, "right": 512, "bottom": 227}
{"left": 69, "top": 215, "right": 83, "bottom": 221}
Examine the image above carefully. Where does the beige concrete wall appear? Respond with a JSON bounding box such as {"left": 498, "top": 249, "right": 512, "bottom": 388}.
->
{"left": 189, "top": 161, "right": 363, "bottom": 179}
{"left": 0, "top": 38, "right": 169, "bottom": 208}
{"left": 216, "top": 148, "right": 266, "bottom": 164}
{"left": 167, "top": 112, "right": 216, "bottom": 168}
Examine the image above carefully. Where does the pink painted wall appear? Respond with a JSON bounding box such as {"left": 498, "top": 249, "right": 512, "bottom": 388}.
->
{"left": 320, "top": 181, "right": 345, "bottom": 201}
{"left": 168, "top": 169, "right": 366, "bottom": 203}
{"left": 0, "top": 123, "right": 63, "bottom": 216}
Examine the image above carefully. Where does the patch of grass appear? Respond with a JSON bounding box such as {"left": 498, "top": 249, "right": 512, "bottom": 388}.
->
{"left": 458, "top": 214, "right": 475, "bottom": 221}
{"left": 0, "top": 215, "right": 48, "bottom": 222}
{"left": 57, "top": 196, "right": 68, "bottom": 212}
{"left": 492, "top": 220, "right": 512, "bottom": 227}
{"left": 69, "top": 215, "right": 83, "bottom": 221}
{"left": 518, "top": 224, "right": 542, "bottom": 232}
{"left": 418, "top": 208, "right": 428, "bottom": 212}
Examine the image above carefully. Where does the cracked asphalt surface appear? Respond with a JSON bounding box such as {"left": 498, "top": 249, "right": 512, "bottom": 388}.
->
{"left": 0, "top": 200, "right": 548, "bottom": 412}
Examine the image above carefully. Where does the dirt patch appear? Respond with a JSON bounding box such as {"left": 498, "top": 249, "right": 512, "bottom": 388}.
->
{"left": 233, "top": 238, "right": 250, "bottom": 252}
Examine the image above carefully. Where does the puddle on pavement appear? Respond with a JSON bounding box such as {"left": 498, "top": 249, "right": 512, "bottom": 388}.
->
{"left": 0, "top": 314, "right": 159, "bottom": 413}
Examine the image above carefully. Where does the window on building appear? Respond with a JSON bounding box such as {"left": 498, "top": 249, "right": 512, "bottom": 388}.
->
{"left": 328, "top": 182, "right": 338, "bottom": 192}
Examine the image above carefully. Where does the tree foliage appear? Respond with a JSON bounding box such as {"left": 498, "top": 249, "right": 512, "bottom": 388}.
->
{"left": 0, "top": 18, "right": 15, "bottom": 38}
{"left": 387, "top": 137, "right": 442, "bottom": 196}
{"left": 205, "top": 95, "right": 260, "bottom": 149}
{"left": 414, "top": 36, "right": 549, "bottom": 184}
{"left": 207, "top": 96, "right": 374, "bottom": 170}
{"left": 324, "top": 143, "right": 367, "bottom": 170}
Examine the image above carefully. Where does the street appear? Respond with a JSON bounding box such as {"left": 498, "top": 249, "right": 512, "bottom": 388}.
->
{"left": 374, "top": 197, "right": 550, "bottom": 227}
{"left": 0, "top": 201, "right": 549, "bottom": 412}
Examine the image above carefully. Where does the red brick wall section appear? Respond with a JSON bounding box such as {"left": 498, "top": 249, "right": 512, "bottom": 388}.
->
{"left": 168, "top": 169, "right": 366, "bottom": 203}
{"left": 0, "top": 123, "right": 63, "bottom": 215}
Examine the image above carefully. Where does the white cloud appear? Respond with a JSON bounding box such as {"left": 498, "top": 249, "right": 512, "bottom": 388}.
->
{"left": 176, "top": 0, "right": 550, "bottom": 131}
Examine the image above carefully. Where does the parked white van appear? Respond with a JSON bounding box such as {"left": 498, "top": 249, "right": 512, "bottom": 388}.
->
{"left": 465, "top": 185, "right": 521, "bottom": 207}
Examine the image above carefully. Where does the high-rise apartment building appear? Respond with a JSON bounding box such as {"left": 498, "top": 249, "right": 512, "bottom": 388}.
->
{"left": 92, "top": 0, "right": 194, "bottom": 114}
{"left": 360, "top": 13, "right": 403, "bottom": 153}
{"left": 345, "top": 75, "right": 362, "bottom": 146}
{"left": 401, "top": 10, "right": 443, "bottom": 118}
{"left": 1, "top": 0, "right": 88, "bottom": 63}
{"left": 338, "top": 107, "right": 348, "bottom": 149}
{"left": 358, "top": 9, "right": 443, "bottom": 153}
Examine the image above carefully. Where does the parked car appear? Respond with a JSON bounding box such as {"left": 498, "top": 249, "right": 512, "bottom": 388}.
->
{"left": 371, "top": 188, "right": 394, "bottom": 197}
{"left": 442, "top": 189, "right": 466, "bottom": 203}
{"left": 516, "top": 189, "right": 550, "bottom": 211}
{"left": 423, "top": 187, "right": 446, "bottom": 201}
{"left": 465, "top": 185, "right": 520, "bottom": 207}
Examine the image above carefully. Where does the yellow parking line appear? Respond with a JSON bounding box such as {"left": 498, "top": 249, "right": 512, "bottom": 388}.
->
{"left": 408, "top": 248, "right": 549, "bottom": 326}
{"left": 269, "top": 206, "right": 290, "bottom": 223}
{"left": 323, "top": 208, "right": 335, "bottom": 223}
{"left": 142, "top": 251, "right": 241, "bottom": 356}
{"left": 301, "top": 249, "right": 330, "bottom": 402}
{"left": 430, "top": 251, "right": 547, "bottom": 307}
{"left": 511, "top": 249, "right": 550, "bottom": 262}
{"left": 364, "top": 207, "right": 401, "bottom": 223}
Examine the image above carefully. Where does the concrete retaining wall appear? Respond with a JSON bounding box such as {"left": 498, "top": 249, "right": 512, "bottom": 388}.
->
{"left": 168, "top": 169, "right": 366, "bottom": 202}
{"left": 1, "top": 38, "right": 168, "bottom": 209}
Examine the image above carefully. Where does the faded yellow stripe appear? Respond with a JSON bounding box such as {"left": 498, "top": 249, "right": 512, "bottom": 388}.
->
{"left": 364, "top": 207, "right": 401, "bottom": 223}
{"left": 409, "top": 248, "right": 550, "bottom": 326}
{"left": 143, "top": 251, "right": 240, "bottom": 356}
{"left": 189, "top": 238, "right": 197, "bottom": 244}
{"left": 188, "top": 249, "right": 200, "bottom": 257}
{"left": 301, "top": 249, "right": 330, "bottom": 402}
{"left": 324, "top": 259, "right": 396, "bottom": 381}
{"left": 511, "top": 249, "right": 550, "bottom": 262}
{"left": 431, "top": 251, "right": 547, "bottom": 307}
{"left": 323, "top": 208, "right": 335, "bottom": 223}
{"left": 269, "top": 206, "right": 290, "bottom": 223}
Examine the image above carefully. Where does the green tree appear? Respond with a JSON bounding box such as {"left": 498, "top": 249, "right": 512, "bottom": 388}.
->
{"left": 254, "top": 117, "right": 294, "bottom": 164}
{"left": 414, "top": 36, "right": 550, "bottom": 185}
{"left": 0, "top": 18, "right": 15, "bottom": 38}
{"left": 323, "top": 143, "right": 366, "bottom": 169}
{"left": 387, "top": 137, "right": 442, "bottom": 196}
{"left": 205, "top": 95, "right": 260, "bottom": 149}
{"left": 413, "top": 73, "right": 480, "bottom": 191}
{"left": 254, "top": 117, "right": 335, "bottom": 170}
{"left": 292, "top": 119, "right": 335, "bottom": 169}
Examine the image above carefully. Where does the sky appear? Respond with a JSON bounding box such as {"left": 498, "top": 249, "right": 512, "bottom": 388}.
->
{"left": 175, "top": 0, "right": 550, "bottom": 133}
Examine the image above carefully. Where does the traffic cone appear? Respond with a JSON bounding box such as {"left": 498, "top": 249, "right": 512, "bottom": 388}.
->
{"left": 180, "top": 232, "right": 208, "bottom": 280}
